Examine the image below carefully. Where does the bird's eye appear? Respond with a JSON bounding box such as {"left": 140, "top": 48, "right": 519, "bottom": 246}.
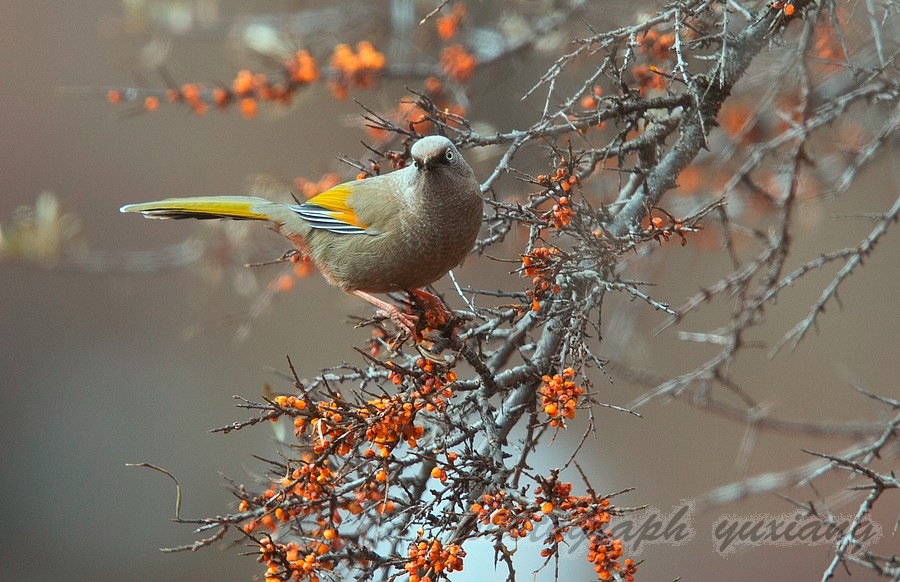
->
{"left": 445, "top": 148, "right": 454, "bottom": 162}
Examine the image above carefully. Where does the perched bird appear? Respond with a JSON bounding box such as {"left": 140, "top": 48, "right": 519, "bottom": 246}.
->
{"left": 120, "top": 135, "right": 483, "bottom": 336}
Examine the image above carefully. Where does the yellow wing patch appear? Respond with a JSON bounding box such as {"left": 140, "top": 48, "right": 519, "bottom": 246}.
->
{"left": 299, "top": 184, "right": 369, "bottom": 232}
{"left": 306, "top": 184, "right": 366, "bottom": 228}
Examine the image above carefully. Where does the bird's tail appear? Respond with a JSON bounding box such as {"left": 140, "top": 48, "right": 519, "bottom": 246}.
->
{"left": 120, "top": 196, "right": 276, "bottom": 221}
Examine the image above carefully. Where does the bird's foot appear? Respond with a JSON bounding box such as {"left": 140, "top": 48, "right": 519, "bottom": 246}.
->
{"left": 353, "top": 290, "right": 420, "bottom": 341}
{"left": 406, "top": 289, "right": 469, "bottom": 362}
{"left": 354, "top": 289, "right": 463, "bottom": 353}
{"left": 375, "top": 307, "right": 419, "bottom": 340}
{"left": 407, "top": 289, "right": 453, "bottom": 330}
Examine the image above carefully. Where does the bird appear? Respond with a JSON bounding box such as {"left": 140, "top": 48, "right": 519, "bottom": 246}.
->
{"left": 120, "top": 135, "right": 483, "bottom": 337}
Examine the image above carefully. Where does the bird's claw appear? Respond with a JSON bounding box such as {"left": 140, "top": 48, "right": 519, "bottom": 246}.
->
{"left": 375, "top": 308, "right": 419, "bottom": 340}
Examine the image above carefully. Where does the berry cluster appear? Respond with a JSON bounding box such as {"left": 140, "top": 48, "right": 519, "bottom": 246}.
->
{"left": 536, "top": 157, "right": 579, "bottom": 194}
{"left": 646, "top": 212, "right": 694, "bottom": 246}
{"left": 536, "top": 478, "right": 636, "bottom": 581}
{"left": 547, "top": 195, "right": 575, "bottom": 228}
{"left": 539, "top": 367, "right": 584, "bottom": 427}
{"left": 521, "top": 246, "right": 561, "bottom": 312}
{"left": 470, "top": 490, "right": 543, "bottom": 539}
{"left": 631, "top": 65, "right": 666, "bottom": 97}
{"left": 404, "top": 539, "right": 466, "bottom": 582}
{"left": 269, "top": 360, "right": 457, "bottom": 460}
{"left": 440, "top": 45, "right": 477, "bottom": 82}
{"left": 108, "top": 49, "right": 319, "bottom": 118}
{"left": 638, "top": 29, "right": 676, "bottom": 62}
{"left": 256, "top": 536, "right": 333, "bottom": 582}
{"left": 329, "top": 42, "right": 386, "bottom": 99}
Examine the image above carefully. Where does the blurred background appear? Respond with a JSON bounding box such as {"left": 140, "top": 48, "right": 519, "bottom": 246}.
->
{"left": 1, "top": 1, "right": 896, "bottom": 580}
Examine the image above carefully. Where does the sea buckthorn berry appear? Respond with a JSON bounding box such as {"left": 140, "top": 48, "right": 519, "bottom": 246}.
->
{"left": 440, "top": 45, "right": 477, "bottom": 82}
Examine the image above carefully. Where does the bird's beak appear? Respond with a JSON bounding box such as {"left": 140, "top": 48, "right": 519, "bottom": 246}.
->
{"left": 414, "top": 155, "right": 435, "bottom": 171}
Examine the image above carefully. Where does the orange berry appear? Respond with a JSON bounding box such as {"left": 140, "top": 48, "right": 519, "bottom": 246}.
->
{"left": 783, "top": 3, "right": 795, "bottom": 15}
{"left": 440, "top": 45, "right": 477, "bottom": 82}
{"left": 233, "top": 70, "right": 254, "bottom": 95}
{"left": 356, "top": 41, "right": 385, "bottom": 71}
{"left": 190, "top": 101, "right": 207, "bottom": 116}
{"left": 212, "top": 87, "right": 229, "bottom": 107}
{"left": 240, "top": 97, "right": 258, "bottom": 119}
{"left": 270, "top": 273, "right": 294, "bottom": 292}
{"left": 107, "top": 89, "right": 123, "bottom": 104}
{"left": 290, "top": 50, "right": 319, "bottom": 83}
{"left": 144, "top": 96, "right": 159, "bottom": 111}
{"left": 436, "top": 16, "right": 458, "bottom": 40}
{"left": 425, "top": 76, "right": 442, "bottom": 94}
{"left": 179, "top": 83, "right": 197, "bottom": 102}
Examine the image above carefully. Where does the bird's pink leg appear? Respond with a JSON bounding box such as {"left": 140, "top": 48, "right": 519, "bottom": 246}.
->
{"left": 352, "top": 290, "right": 418, "bottom": 338}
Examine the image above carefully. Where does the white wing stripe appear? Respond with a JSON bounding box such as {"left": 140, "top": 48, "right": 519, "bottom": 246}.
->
{"left": 289, "top": 204, "right": 368, "bottom": 235}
